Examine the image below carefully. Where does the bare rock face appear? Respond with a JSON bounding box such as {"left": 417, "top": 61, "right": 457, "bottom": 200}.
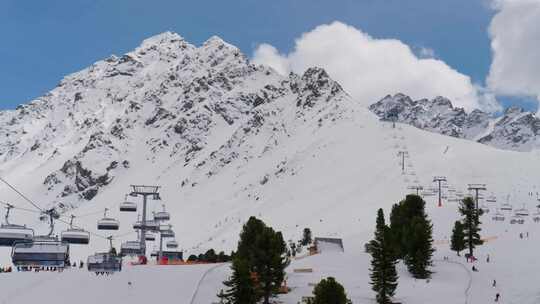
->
{"left": 370, "top": 93, "right": 540, "bottom": 151}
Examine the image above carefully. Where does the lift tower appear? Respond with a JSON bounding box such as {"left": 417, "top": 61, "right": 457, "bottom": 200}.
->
{"left": 408, "top": 185, "right": 424, "bottom": 195}
{"left": 129, "top": 185, "right": 161, "bottom": 256}
{"left": 468, "top": 184, "right": 487, "bottom": 210}
{"left": 397, "top": 151, "right": 408, "bottom": 173}
{"left": 433, "top": 176, "right": 447, "bottom": 207}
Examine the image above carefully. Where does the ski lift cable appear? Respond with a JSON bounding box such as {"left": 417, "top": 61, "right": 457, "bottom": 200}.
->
{"left": 0, "top": 177, "right": 44, "bottom": 212}
{"left": 0, "top": 201, "right": 42, "bottom": 214}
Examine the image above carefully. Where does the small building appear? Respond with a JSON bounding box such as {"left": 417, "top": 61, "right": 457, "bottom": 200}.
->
{"left": 313, "top": 237, "right": 344, "bottom": 253}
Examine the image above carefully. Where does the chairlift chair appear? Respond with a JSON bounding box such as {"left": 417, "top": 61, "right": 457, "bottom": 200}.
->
{"left": 87, "top": 252, "right": 122, "bottom": 274}
{"left": 500, "top": 203, "right": 513, "bottom": 211}
{"left": 97, "top": 208, "right": 120, "bottom": 230}
{"left": 154, "top": 204, "right": 170, "bottom": 222}
{"left": 12, "top": 239, "right": 69, "bottom": 268}
{"left": 0, "top": 204, "right": 34, "bottom": 246}
{"left": 486, "top": 195, "right": 497, "bottom": 203}
{"left": 514, "top": 205, "right": 530, "bottom": 217}
{"left": 492, "top": 210, "right": 505, "bottom": 221}
{"left": 133, "top": 220, "right": 159, "bottom": 231}
{"left": 166, "top": 240, "right": 178, "bottom": 249}
{"left": 145, "top": 232, "right": 155, "bottom": 241}
{"left": 160, "top": 229, "right": 175, "bottom": 238}
{"left": 119, "top": 195, "right": 137, "bottom": 212}
{"left": 87, "top": 237, "right": 122, "bottom": 274}
{"left": 120, "top": 240, "right": 144, "bottom": 256}
{"left": 61, "top": 215, "right": 90, "bottom": 244}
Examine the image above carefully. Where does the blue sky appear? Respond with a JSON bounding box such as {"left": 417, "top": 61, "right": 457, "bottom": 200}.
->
{"left": 1, "top": 0, "right": 530, "bottom": 111}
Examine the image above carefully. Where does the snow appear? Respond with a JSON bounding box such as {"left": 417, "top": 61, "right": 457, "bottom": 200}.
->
{"left": 0, "top": 32, "right": 539, "bottom": 303}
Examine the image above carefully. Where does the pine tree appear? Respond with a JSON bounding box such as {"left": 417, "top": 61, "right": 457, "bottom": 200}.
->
{"left": 311, "top": 277, "right": 351, "bottom": 304}
{"left": 218, "top": 257, "right": 258, "bottom": 304}
{"left": 301, "top": 227, "right": 313, "bottom": 246}
{"left": 253, "top": 228, "right": 289, "bottom": 304}
{"left": 459, "top": 197, "right": 483, "bottom": 258}
{"left": 450, "top": 221, "right": 466, "bottom": 256}
{"left": 367, "top": 209, "right": 398, "bottom": 304}
{"left": 389, "top": 194, "right": 434, "bottom": 278}
{"left": 404, "top": 216, "right": 434, "bottom": 279}
{"left": 229, "top": 216, "right": 289, "bottom": 304}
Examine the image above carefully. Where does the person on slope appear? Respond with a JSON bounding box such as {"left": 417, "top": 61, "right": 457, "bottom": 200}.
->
{"left": 495, "top": 293, "right": 500, "bottom": 302}
{"left": 492, "top": 279, "right": 496, "bottom": 287}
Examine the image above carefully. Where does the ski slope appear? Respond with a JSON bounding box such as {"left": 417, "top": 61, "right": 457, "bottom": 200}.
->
{"left": 1, "top": 100, "right": 540, "bottom": 303}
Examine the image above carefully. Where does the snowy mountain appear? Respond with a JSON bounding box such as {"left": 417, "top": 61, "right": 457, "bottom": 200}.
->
{"left": 3, "top": 32, "right": 540, "bottom": 304}
{"left": 0, "top": 31, "right": 350, "bottom": 210}
{"left": 369, "top": 93, "right": 540, "bottom": 151}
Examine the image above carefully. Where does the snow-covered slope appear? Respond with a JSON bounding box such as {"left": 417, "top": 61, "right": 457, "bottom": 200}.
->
{"left": 2, "top": 32, "right": 540, "bottom": 304}
{"left": 370, "top": 93, "right": 540, "bottom": 151}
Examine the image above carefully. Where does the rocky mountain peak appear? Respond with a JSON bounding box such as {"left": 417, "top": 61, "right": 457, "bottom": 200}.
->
{"left": 0, "top": 33, "right": 353, "bottom": 209}
{"left": 370, "top": 93, "right": 540, "bottom": 151}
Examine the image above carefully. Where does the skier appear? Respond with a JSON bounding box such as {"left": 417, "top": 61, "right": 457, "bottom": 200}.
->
{"left": 520, "top": 233, "right": 523, "bottom": 239}
{"left": 487, "top": 254, "right": 490, "bottom": 263}
{"left": 495, "top": 293, "right": 500, "bottom": 302}
{"left": 472, "top": 265, "right": 478, "bottom": 272}
{"left": 492, "top": 279, "right": 496, "bottom": 287}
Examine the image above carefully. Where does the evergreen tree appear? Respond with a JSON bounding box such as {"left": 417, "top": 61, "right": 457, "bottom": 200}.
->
{"left": 367, "top": 209, "right": 398, "bottom": 304}
{"left": 301, "top": 227, "right": 313, "bottom": 246}
{"left": 253, "top": 228, "right": 289, "bottom": 304}
{"left": 204, "top": 249, "right": 218, "bottom": 263}
{"left": 450, "top": 221, "right": 466, "bottom": 256}
{"left": 218, "top": 257, "right": 258, "bottom": 304}
{"left": 310, "top": 277, "right": 351, "bottom": 304}
{"left": 226, "top": 216, "right": 289, "bottom": 304}
{"left": 459, "top": 197, "right": 483, "bottom": 258}
{"left": 389, "top": 194, "right": 434, "bottom": 279}
{"left": 403, "top": 216, "right": 434, "bottom": 279}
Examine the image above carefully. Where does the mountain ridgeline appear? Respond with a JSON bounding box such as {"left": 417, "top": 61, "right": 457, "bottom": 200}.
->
{"left": 0, "top": 32, "right": 352, "bottom": 208}
{"left": 369, "top": 93, "right": 540, "bottom": 151}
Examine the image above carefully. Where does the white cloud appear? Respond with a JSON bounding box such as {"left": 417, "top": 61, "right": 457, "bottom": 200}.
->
{"left": 252, "top": 21, "right": 499, "bottom": 112}
{"left": 252, "top": 44, "right": 290, "bottom": 75}
{"left": 487, "top": 0, "right": 540, "bottom": 106}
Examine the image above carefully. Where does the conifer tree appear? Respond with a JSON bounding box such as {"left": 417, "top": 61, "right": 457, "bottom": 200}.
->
{"left": 225, "top": 216, "right": 289, "bottom": 304}
{"left": 389, "top": 194, "right": 434, "bottom": 279}
{"left": 450, "top": 221, "right": 466, "bottom": 256}
{"left": 311, "top": 277, "right": 351, "bottom": 304}
{"left": 459, "top": 197, "right": 483, "bottom": 258}
{"left": 403, "top": 216, "right": 434, "bottom": 279}
{"left": 218, "top": 257, "right": 258, "bottom": 304}
{"left": 301, "top": 227, "right": 313, "bottom": 246}
{"left": 367, "top": 208, "right": 398, "bottom": 304}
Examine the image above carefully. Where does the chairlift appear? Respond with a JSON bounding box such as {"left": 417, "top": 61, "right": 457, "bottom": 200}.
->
{"left": 492, "top": 210, "right": 505, "bottom": 221}
{"left": 12, "top": 210, "right": 69, "bottom": 268}
{"left": 160, "top": 229, "right": 175, "bottom": 238}
{"left": 144, "top": 232, "right": 155, "bottom": 241}
{"left": 61, "top": 215, "right": 90, "bottom": 245}
{"left": 0, "top": 204, "right": 34, "bottom": 246}
{"left": 500, "top": 203, "right": 513, "bottom": 211}
{"left": 154, "top": 204, "right": 170, "bottom": 221}
{"left": 133, "top": 220, "right": 159, "bottom": 231}
{"left": 119, "top": 195, "right": 137, "bottom": 212}
{"left": 120, "top": 240, "right": 144, "bottom": 256}
{"left": 510, "top": 216, "right": 525, "bottom": 225}
{"left": 12, "top": 240, "right": 70, "bottom": 268}
{"left": 87, "top": 237, "right": 122, "bottom": 274}
{"left": 97, "top": 208, "right": 119, "bottom": 230}
{"left": 166, "top": 240, "right": 178, "bottom": 249}
{"left": 514, "top": 205, "right": 530, "bottom": 217}
{"left": 486, "top": 194, "right": 497, "bottom": 203}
